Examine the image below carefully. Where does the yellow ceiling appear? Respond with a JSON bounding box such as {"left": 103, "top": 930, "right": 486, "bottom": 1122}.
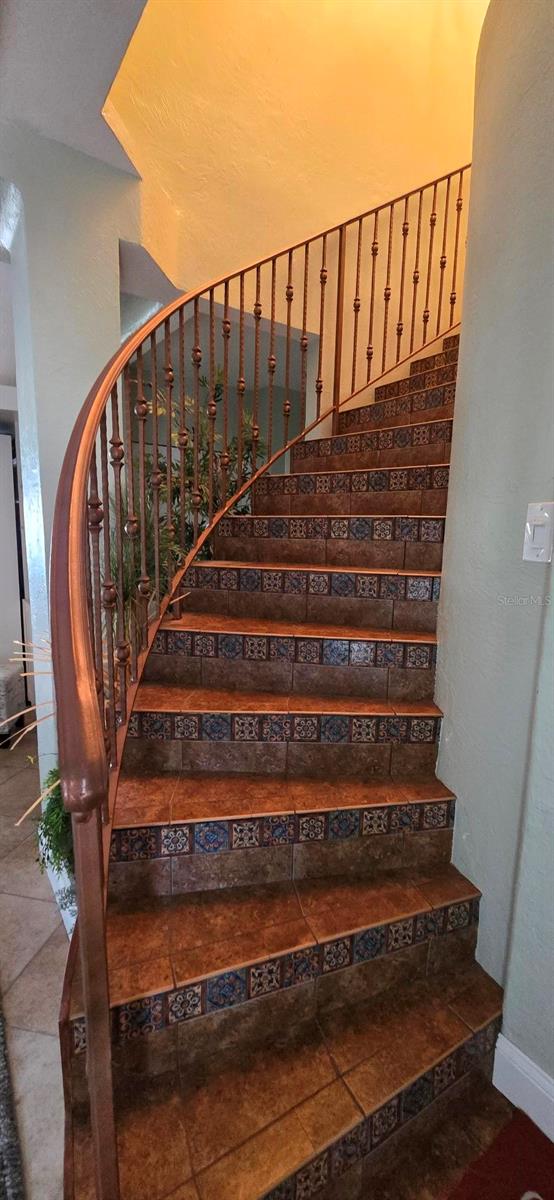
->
{"left": 105, "top": 0, "right": 489, "bottom": 290}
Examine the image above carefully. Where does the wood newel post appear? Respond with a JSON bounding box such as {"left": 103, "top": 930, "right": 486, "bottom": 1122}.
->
{"left": 332, "top": 223, "right": 346, "bottom": 434}
{"left": 73, "top": 803, "right": 120, "bottom": 1200}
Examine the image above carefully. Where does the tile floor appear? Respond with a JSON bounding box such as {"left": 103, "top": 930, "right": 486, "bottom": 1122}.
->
{"left": 0, "top": 736, "right": 67, "bottom": 1200}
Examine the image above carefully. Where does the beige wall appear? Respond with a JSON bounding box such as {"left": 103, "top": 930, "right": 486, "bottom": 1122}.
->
{"left": 105, "top": 0, "right": 488, "bottom": 289}
{"left": 435, "top": 0, "right": 553, "bottom": 1083}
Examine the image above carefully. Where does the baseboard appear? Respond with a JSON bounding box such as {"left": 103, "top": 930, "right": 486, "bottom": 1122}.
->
{"left": 493, "top": 1032, "right": 554, "bottom": 1141}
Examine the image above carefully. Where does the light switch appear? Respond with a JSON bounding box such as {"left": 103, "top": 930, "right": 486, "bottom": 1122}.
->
{"left": 523, "top": 502, "right": 554, "bottom": 563}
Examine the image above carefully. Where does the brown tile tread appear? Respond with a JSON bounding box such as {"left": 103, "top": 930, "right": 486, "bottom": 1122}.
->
{"left": 192, "top": 560, "right": 442, "bottom": 578}
{"left": 134, "top": 682, "right": 442, "bottom": 717}
{"left": 160, "top": 611, "right": 437, "bottom": 643}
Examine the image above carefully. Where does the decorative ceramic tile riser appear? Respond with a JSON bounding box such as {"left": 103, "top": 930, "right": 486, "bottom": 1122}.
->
{"left": 214, "top": 516, "right": 445, "bottom": 544}
{"left": 291, "top": 420, "right": 453, "bottom": 467}
{"left": 70, "top": 896, "right": 480, "bottom": 1054}
{"left": 262, "top": 1018, "right": 500, "bottom": 1200}
{"left": 111, "top": 796, "right": 455, "bottom": 862}
{"left": 153, "top": 628, "right": 437, "bottom": 670}
{"left": 128, "top": 711, "right": 441, "bottom": 745}
{"left": 374, "top": 363, "right": 457, "bottom": 403}
{"left": 443, "top": 334, "right": 460, "bottom": 351}
{"left": 254, "top": 466, "right": 449, "bottom": 501}
{"left": 338, "top": 383, "right": 455, "bottom": 434}
{"left": 410, "top": 347, "right": 459, "bottom": 375}
{"left": 183, "top": 565, "right": 441, "bottom": 603}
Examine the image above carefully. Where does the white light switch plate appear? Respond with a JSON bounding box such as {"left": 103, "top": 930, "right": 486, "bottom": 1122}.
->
{"left": 523, "top": 501, "right": 554, "bottom": 562}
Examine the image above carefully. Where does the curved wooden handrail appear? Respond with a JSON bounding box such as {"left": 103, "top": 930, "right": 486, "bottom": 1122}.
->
{"left": 51, "top": 164, "right": 469, "bottom": 1200}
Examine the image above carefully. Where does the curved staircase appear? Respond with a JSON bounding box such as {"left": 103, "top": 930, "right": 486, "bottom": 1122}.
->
{"left": 67, "top": 332, "right": 504, "bottom": 1200}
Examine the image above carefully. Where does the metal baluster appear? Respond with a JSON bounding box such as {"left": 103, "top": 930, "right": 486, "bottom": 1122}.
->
{"left": 284, "top": 251, "right": 293, "bottom": 443}
{"left": 396, "top": 197, "right": 409, "bottom": 362}
{"left": 87, "top": 448, "right": 105, "bottom": 720}
{"left": 191, "top": 298, "right": 202, "bottom": 541}
{"left": 164, "top": 318, "right": 175, "bottom": 587}
{"left": 252, "top": 267, "right": 262, "bottom": 469}
{"left": 134, "top": 345, "right": 150, "bottom": 647}
{"left": 109, "top": 385, "right": 129, "bottom": 724}
{"left": 332, "top": 225, "right": 346, "bottom": 430}
{"left": 449, "top": 170, "right": 465, "bottom": 325}
{"left": 366, "top": 212, "right": 379, "bottom": 382}
{"left": 207, "top": 288, "right": 217, "bottom": 521}
{"left": 178, "top": 307, "right": 188, "bottom": 551}
{"left": 351, "top": 218, "right": 363, "bottom": 393}
{"left": 409, "top": 190, "right": 423, "bottom": 353}
{"left": 149, "top": 332, "right": 161, "bottom": 615}
{"left": 99, "top": 413, "right": 117, "bottom": 765}
{"left": 221, "top": 283, "right": 231, "bottom": 500}
{"left": 316, "top": 235, "right": 327, "bottom": 416}
{"left": 267, "top": 259, "right": 276, "bottom": 455}
{"left": 122, "top": 364, "right": 139, "bottom": 680}
{"left": 436, "top": 175, "right": 451, "bottom": 335}
{"left": 237, "top": 273, "right": 245, "bottom": 485}
{"left": 300, "top": 243, "right": 309, "bottom": 429}
{"left": 381, "top": 204, "right": 394, "bottom": 373}
{"left": 422, "top": 183, "right": 438, "bottom": 346}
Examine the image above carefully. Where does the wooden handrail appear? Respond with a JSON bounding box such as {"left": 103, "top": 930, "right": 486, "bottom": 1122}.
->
{"left": 51, "top": 164, "right": 469, "bottom": 1199}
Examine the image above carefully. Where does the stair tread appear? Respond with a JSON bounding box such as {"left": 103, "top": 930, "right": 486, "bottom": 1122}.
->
{"left": 293, "top": 413, "right": 453, "bottom": 451}
{"left": 162, "top": 610, "right": 437, "bottom": 643}
{"left": 72, "top": 963, "right": 501, "bottom": 1200}
{"left": 192, "top": 559, "right": 441, "bottom": 577}
{"left": 134, "top": 681, "right": 442, "bottom": 716}
{"left": 113, "top": 772, "right": 454, "bottom": 827}
{"left": 71, "top": 865, "right": 480, "bottom": 1016}
{"left": 219, "top": 511, "right": 447, "bottom": 519}
{"left": 263, "top": 461, "right": 450, "bottom": 480}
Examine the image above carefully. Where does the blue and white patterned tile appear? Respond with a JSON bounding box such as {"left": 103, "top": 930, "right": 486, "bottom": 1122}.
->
{"left": 262, "top": 570, "right": 283, "bottom": 593}
{"left": 284, "top": 571, "right": 307, "bottom": 594}
{"left": 330, "top": 572, "right": 355, "bottom": 596}
{"left": 118, "top": 828, "right": 159, "bottom": 861}
{"left": 406, "top": 576, "right": 433, "bottom": 601}
{"left": 328, "top": 809, "right": 360, "bottom": 839}
{"left": 72, "top": 1017, "right": 87, "bottom": 1055}
{"left": 372, "top": 519, "right": 393, "bottom": 541}
{"left": 167, "top": 984, "right": 202, "bottom": 1023}
{"left": 371, "top": 1097, "right": 399, "bottom": 1146}
{"left": 350, "top": 641, "right": 376, "bottom": 666}
{"left": 269, "top": 636, "right": 295, "bottom": 661}
{"left": 422, "top": 801, "right": 449, "bottom": 829}
{"left": 118, "top": 995, "right": 164, "bottom": 1041}
{"left": 389, "top": 805, "right": 421, "bottom": 833}
{"left": 446, "top": 901, "right": 471, "bottom": 931}
{"left": 152, "top": 631, "right": 166, "bottom": 653}
{"left": 434, "top": 1053, "right": 458, "bottom": 1095}
{"left": 322, "top": 639, "right": 349, "bottom": 666}
{"left": 220, "top": 568, "right": 239, "bottom": 590}
{"left": 233, "top": 715, "right": 260, "bottom": 741}
{"left": 395, "top": 517, "right": 419, "bottom": 542}
{"left": 244, "top": 636, "right": 268, "bottom": 661}
{"left": 353, "top": 926, "right": 386, "bottom": 962}
{"left": 231, "top": 820, "right": 260, "bottom": 849}
{"left": 174, "top": 714, "right": 200, "bottom": 740}
{"left": 330, "top": 1122, "right": 370, "bottom": 1177}
{"left": 401, "top": 1071, "right": 434, "bottom": 1121}
{"left": 350, "top": 517, "right": 373, "bottom": 541}
{"left": 296, "top": 639, "right": 321, "bottom": 664}
{"left": 206, "top": 969, "right": 247, "bottom": 1011}
{"left": 282, "top": 947, "right": 320, "bottom": 987}
{"left": 194, "top": 822, "right": 229, "bottom": 853}
{"left": 387, "top": 918, "right": 414, "bottom": 952}
{"left": 202, "top": 714, "right": 232, "bottom": 741}
{"left": 408, "top": 718, "right": 437, "bottom": 743}
{"left": 218, "top": 634, "right": 243, "bottom": 660}
{"left": 362, "top": 808, "right": 390, "bottom": 836}
{"left": 321, "top": 715, "right": 350, "bottom": 743}
{"left": 261, "top": 815, "right": 296, "bottom": 845}
{"left": 421, "top": 518, "right": 444, "bottom": 542}
{"left": 355, "top": 574, "right": 379, "bottom": 598}
{"left": 261, "top": 716, "right": 291, "bottom": 743}
{"left": 322, "top": 938, "right": 351, "bottom": 973}
{"left": 166, "top": 631, "right": 193, "bottom": 656}
{"left": 292, "top": 716, "right": 319, "bottom": 741}
{"left": 160, "top": 825, "right": 190, "bottom": 856}
{"left": 308, "top": 572, "right": 330, "bottom": 595}
{"left": 298, "top": 814, "right": 326, "bottom": 842}
{"left": 379, "top": 576, "right": 406, "bottom": 599}
{"left": 240, "top": 569, "right": 262, "bottom": 591}
{"left": 406, "top": 644, "right": 434, "bottom": 669}
{"left": 127, "top": 713, "right": 140, "bottom": 738}
{"left": 295, "top": 1153, "right": 329, "bottom": 1200}
{"left": 249, "top": 959, "right": 282, "bottom": 997}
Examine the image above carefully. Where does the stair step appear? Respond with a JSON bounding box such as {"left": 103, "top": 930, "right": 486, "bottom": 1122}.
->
{"left": 111, "top": 773, "right": 455, "bottom": 859}
{"left": 338, "top": 381, "right": 454, "bottom": 434}
{"left": 72, "top": 963, "right": 501, "bottom": 1200}
{"left": 410, "top": 345, "right": 458, "bottom": 375}
{"left": 253, "top": 463, "right": 449, "bottom": 516}
{"left": 291, "top": 416, "right": 453, "bottom": 472}
{"left": 72, "top": 864, "right": 480, "bottom": 1035}
{"left": 212, "top": 514, "right": 445, "bottom": 571}
{"left": 374, "top": 361, "right": 457, "bottom": 403}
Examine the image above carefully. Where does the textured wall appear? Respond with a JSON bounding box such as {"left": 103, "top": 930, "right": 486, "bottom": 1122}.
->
{"left": 435, "top": 0, "right": 554, "bottom": 1075}
{"left": 104, "top": 0, "right": 488, "bottom": 288}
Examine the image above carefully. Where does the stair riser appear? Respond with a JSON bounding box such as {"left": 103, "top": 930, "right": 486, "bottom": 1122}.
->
{"left": 291, "top": 420, "right": 453, "bottom": 474}
{"left": 123, "top": 739, "right": 439, "bottom": 784}
{"left": 253, "top": 488, "right": 448, "bottom": 517}
{"left": 338, "top": 388, "right": 454, "bottom": 435}
{"left": 410, "top": 347, "right": 459, "bottom": 375}
{"left": 213, "top": 516, "right": 445, "bottom": 571}
{"left": 71, "top": 899, "right": 479, "bottom": 1058}
{"left": 374, "top": 362, "right": 457, "bottom": 402}
{"left": 253, "top": 467, "right": 449, "bottom": 517}
{"left": 111, "top": 797, "right": 454, "bottom": 863}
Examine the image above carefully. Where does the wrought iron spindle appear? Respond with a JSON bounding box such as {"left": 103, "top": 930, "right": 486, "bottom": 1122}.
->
{"left": 409, "top": 189, "right": 423, "bottom": 353}
{"left": 207, "top": 289, "right": 217, "bottom": 521}
{"left": 351, "top": 217, "right": 363, "bottom": 393}
{"left": 284, "top": 251, "right": 293, "bottom": 444}
{"left": 163, "top": 318, "right": 175, "bottom": 585}
{"left": 366, "top": 211, "right": 379, "bottom": 382}
{"left": 333, "top": 225, "right": 346, "bottom": 427}
{"left": 99, "top": 413, "right": 117, "bottom": 764}
{"left": 87, "top": 448, "right": 105, "bottom": 716}
{"left": 316, "top": 235, "right": 327, "bottom": 416}
{"left": 436, "top": 176, "right": 451, "bottom": 335}
{"left": 109, "top": 386, "right": 129, "bottom": 724}
{"left": 450, "top": 170, "right": 465, "bottom": 325}
{"left": 396, "top": 197, "right": 409, "bottom": 362}
{"left": 300, "top": 243, "right": 309, "bottom": 428}
{"left": 267, "top": 259, "right": 276, "bottom": 455}
{"left": 381, "top": 204, "right": 394, "bottom": 372}
{"left": 422, "top": 182, "right": 438, "bottom": 345}
{"left": 191, "top": 298, "right": 202, "bottom": 540}
{"left": 237, "top": 273, "right": 245, "bottom": 485}
{"left": 134, "top": 346, "right": 150, "bottom": 646}
{"left": 221, "top": 283, "right": 231, "bottom": 500}
{"left": 252, "top": 266, "right": 262, "bottom": 469}
{"left": 121, "top": 364, "right": 139, "bottom": 680}
{"left": 177, "top": 307, "right": 188, "bottom": 550}
{"left": 149, "top": 332, "right": 161, "bottom": 614}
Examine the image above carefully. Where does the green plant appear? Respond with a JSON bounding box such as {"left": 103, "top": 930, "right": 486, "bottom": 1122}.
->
{"left": 36, "top": 767, "right": 74, "bottom": 880}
